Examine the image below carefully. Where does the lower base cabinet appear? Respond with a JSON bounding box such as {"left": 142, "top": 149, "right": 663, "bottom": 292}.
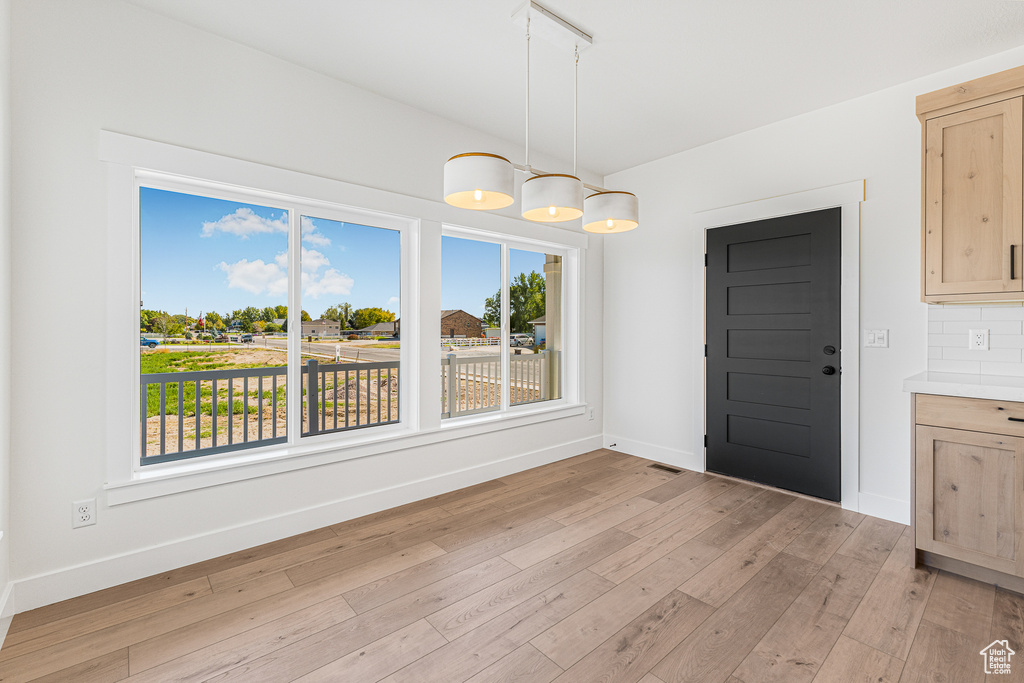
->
{"left": 915, "top": 422, "right": 1024, "bottom": 576}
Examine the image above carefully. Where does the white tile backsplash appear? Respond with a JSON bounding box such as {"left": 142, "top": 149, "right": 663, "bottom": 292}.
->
{"left": 929, "top": 305, "right": 1024, "bottom": 376}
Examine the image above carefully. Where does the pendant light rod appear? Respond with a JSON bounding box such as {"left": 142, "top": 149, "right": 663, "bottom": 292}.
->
{"left": 573, "top": 44, "right": 578, "bottom": 178}
{"left": 524, "top": 16, "right": 530, "bottom": 169}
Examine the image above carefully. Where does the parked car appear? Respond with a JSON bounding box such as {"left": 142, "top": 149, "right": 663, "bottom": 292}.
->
{"left": 215, "top": 334, "right": 228, "bottom": 342}
{"left": 510, "top": 333, "right": 534, "bottom": 347}
{"left": 140, "top": 336, "right": 159, "bottom": 349}
{"left": 240, "top": 333, "right": 253, "bottom": 343}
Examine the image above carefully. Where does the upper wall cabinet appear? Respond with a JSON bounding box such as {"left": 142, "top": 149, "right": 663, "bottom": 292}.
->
{"left": 919, "top": 67, "right": 1024, "bottom": 303}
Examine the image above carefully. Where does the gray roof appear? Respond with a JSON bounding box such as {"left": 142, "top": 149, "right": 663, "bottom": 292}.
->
{"left": 528, "top": 315, "right": 546, "bottom": 325}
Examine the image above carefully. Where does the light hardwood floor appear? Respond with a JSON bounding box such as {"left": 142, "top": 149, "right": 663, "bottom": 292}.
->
{"left": 0, "top": 449, "right": 1017, "bottom": 682}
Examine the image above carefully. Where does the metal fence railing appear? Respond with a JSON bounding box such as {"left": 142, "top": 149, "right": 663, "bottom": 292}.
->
{"left": 141, "top": 359, "right": 400, "bottom": 465}
{"left": 441, "top": 350, "right": 556, "bottom": 419}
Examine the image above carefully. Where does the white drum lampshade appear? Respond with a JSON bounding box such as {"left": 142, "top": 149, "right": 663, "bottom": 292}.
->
{"left": 583, "top": 191, "right": 639, "bottom": 233}
{"left": 521, "top": 174, "right": 584, "bottom": 222}
{"left": 443, "top": 153, "right": 515, "bottom": 210}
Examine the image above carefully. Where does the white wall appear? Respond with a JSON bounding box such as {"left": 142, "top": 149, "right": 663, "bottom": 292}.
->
{"left": 603, "top": 45, "right": 1024, "bottom": 525}
{"left": 0, "top": 0, "right": 11, "bottom": 639}
{"left": 7, "top": 0, "right": 604, "bottom": 611}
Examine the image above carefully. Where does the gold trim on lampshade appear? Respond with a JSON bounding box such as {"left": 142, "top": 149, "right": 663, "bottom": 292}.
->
{"left": 521, "top": 174, "right": 584, "bottom": 222}
{"left": 583, "top": 191, "right": 638, "bottom": 233}
{"left": 443, "top": 153, "right": 515, "bottom": 210}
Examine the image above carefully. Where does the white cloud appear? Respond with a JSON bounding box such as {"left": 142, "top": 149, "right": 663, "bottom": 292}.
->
{"left": 300, "top": 216, "right": 332, "bottom": 248}
{"left": 202, "top": 208, "right": 288, "bottom": 239}
{"left": 387, "top": 296, "right": 400, "bottom": 306}
{"left": 217, "top": 259, "right": 287, "bottom": 296}
{"left": 217, "top": 245, "right": 353, "bottom": 300}
{"left": 301, "top": 247, "right": 330, "bottom": 273}
{"left": 304, "top": 268, "right": 354, "bottom": 298}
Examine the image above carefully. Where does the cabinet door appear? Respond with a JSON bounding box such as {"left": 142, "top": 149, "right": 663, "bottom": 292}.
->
{"left": 916, "top": 425, "right": 1024, "bottom": 575}
{"left": 924, "top": 97, "right": 1023, "bottom": 297}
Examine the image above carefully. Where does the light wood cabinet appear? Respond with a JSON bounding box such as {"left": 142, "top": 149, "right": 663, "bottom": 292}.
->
{"left": 919, "top": 67, "right": 1024, "bottom": 303}
{"left": 914, "top": 394, "right": 1024, "bottom": 587}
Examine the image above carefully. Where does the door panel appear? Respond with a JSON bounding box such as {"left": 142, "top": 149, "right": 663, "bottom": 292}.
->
{"left": 706, "top": 208, "right": 841, "bottom": 501}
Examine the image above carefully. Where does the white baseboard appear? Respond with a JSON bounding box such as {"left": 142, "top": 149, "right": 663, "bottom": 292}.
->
{"left": 603, "top": 434, "right": 703, "bottom": 472}
{"left": 858, "top": 491, "right": 910, "bottom": 525}
{"left": 0, "top": 580, "right": 13, "bottom": 650}
{"left": 10, "top": 435, "right": 603, "bottom": 614}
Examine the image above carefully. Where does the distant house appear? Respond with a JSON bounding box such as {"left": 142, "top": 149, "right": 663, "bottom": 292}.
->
{"left": 394, "top": 310, "right": 484, "bottom": 338}
{"left": 441, "top": 310, "right": 484, "bottom": 338}
{"left": 355, "top": 321, "right": 398, "bottom": 338}
{"left": 272, "top": 318, "right": 286, "bottom": 327}
{"left": 301, "top": 318, "right": 341, "bottom": 336}
{"left": 529, "top": 315, "right": 546, "bottom": 345}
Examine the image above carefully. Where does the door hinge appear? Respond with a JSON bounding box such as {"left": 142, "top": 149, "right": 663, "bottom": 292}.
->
{"left": 704, "top": 253, "right": 708, "bottom": 267}
{"left": 704, "top": 434, "right": 708, "bottom": 447}
{"left": 704, "top": 344, "right": 708, "bottom": 357}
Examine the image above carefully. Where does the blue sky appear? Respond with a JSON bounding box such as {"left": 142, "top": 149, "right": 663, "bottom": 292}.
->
{"left": 141, "top": 187, "right": 546, "bottom": 320}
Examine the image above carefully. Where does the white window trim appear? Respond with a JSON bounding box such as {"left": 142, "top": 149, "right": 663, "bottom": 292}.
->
{"left": 101, "top": 131, "right": 588, "bottom": 505}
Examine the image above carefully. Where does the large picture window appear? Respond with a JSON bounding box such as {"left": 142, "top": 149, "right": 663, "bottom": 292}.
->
{"left": 441, "top": 229, "right": 567, "bottom": 419}
{"left": 138, "top": 180, "right": 408, "bottom": 466}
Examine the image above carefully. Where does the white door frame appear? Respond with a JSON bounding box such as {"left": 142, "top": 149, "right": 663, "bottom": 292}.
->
{"left": 690, "top": 180, "right": 864, "bottom": 510}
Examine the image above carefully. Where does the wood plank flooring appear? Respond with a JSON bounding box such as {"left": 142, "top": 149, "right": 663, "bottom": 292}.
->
{"left": 0, "top": 449, "right": 1018, "bottom": 682}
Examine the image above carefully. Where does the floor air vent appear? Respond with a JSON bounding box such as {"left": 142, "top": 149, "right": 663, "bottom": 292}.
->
{"left": 648, "top": 463, "right": 682, "bottom": 475}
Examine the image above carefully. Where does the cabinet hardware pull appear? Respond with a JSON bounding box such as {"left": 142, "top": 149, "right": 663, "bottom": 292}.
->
{"left": 1013, "top": 244, "right": 1017, "bottom": 280}
{"left": 1008, "top": 417, "right": 1024, "bottom": 422}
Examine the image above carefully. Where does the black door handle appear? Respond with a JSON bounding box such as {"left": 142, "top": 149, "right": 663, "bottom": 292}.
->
{"left": 822, "top": 366, "right": 836, "bottom": 375}
{"left": 823, "top": 345, "right": 836, "bottom": 355}
{"left": 1013, "top": 244, "right": 1017, "bottom": 280}
{"left": 1008, "top": 417, "right": 1024, "bottom": 423}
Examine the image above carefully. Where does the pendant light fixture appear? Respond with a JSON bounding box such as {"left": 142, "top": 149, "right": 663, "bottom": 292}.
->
{"left": 443, "top": 153, "right": 515, "bottom": 210}
{"left": 442, "top": 1, "right": 639, "bottom": 234}
{"left": 521, "top": 41, "right": 583, "bottom": 222}
{"left": 583, "top": 191, "right": 639, "bottom": 233}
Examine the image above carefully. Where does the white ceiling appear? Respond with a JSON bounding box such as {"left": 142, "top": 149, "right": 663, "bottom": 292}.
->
{"left": 126, "top": 0, "right": 1024, "bottom": 177}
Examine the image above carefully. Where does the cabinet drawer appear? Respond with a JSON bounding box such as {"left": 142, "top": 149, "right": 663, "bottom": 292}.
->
{"left": 916, "top": 393, "right": 1024, "bottom": 437}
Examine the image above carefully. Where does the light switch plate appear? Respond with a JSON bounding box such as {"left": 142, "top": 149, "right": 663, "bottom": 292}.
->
{"left": 864, "top": 329, "right": 889, "bottom": 348}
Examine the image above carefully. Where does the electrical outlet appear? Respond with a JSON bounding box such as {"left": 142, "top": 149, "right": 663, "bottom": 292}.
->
{"left": 72, "top": 499, "right": 96, "bottom": 528}
{"left": 969, "top": 329, "right": 990, "bottom": 351}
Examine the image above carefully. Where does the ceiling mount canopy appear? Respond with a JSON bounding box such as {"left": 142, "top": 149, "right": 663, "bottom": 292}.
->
{"left": 441, "top": 0, "right": 638, "bottom": 234}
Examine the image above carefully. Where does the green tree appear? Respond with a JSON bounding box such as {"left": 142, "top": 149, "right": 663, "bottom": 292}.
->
{"left": 352, "top": 307, "right": 396, "bottom": 330}
{"left": 261, "top": 307, "right": 277, "bottom": 323}
{"left": 275, "top": 304, "right": 288, "bottom": 319}
{"left": 321, "top": 303, "right": 354, "bottom": 329}
{"left": 140, "top": 309, "right": 164, "bottom": 332}
{"left": 204, "top": 311, "right": 226, "bottom": 332}
{"left": 301, "top": 310, "right": 312, "bottom": 322}
{"left": 483, "top": 271, "right": 545, "bottom": 333}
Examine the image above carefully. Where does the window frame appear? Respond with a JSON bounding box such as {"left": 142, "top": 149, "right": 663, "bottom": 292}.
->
{"left": 101, "top": 131, "right": 586, "bottom": 505}
{"left": 132, "top": 173, "right": 417, "bottom": 476}
{"left": 439, "top": 225, "right": 579, "bottom": 421}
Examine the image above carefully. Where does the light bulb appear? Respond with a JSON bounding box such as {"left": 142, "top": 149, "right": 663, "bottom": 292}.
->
{"left": 548, "top": 205, "right": 558, "bottom": 217}
{"left": 473, "top": 189, "right": 484, "bottom": 202}
{"left": 606, "top": 218, "right": 614, "bottom": 229}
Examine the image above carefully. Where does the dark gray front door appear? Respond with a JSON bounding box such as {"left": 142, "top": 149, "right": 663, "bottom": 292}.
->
{"left": 705, "top": 208, "right": 841, "bottom": 501}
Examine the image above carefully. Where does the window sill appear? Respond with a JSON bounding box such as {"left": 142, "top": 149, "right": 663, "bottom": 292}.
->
{"left": 105, "top": 402, "right": 586, "bottom": 505}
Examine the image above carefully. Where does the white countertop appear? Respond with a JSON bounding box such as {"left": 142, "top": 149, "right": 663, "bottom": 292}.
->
{"left": 903, "top": 371, "right": 1024, "bottom": 402}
